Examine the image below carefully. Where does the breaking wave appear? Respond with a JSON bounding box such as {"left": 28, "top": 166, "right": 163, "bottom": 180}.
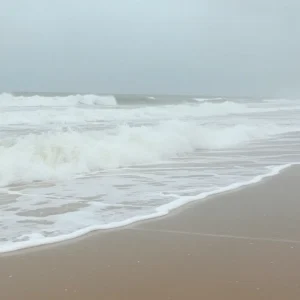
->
{"left": 0, "top": 120, "right": 296, "bottom": 186}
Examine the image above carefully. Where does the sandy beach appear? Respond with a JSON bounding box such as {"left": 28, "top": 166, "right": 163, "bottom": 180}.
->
{"left": 1, "top": 166, "right": 300, "bottom": 300}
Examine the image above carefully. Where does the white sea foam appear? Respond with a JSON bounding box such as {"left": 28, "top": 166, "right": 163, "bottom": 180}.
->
{"left": 0, "top": 121, "right": 296, "bottom": 187}
{"left": 0, "top": 163, "right": 295, "bottom": 254}
{"left": 1, "top": 95, "right": 300, "bottom": 254}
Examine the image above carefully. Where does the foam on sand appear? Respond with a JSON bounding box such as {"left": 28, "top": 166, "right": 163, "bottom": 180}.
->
{"left": 0, "top": 163, "right": 295, "bottom": 254}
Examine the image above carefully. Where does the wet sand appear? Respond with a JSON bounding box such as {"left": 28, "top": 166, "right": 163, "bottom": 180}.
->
{"left": 1, "top": 166, "right": 300, "bottom": 300}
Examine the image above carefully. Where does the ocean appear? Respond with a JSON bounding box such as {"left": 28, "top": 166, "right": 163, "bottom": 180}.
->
{"left": 1, "top": 93, "right": 300, "bottom": 253}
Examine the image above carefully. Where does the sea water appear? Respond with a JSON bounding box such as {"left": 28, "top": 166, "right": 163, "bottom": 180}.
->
{"left": 1, "top": 93, "right": 300, "bottom": 253}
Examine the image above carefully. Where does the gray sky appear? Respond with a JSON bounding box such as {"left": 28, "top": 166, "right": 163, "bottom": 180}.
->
{"left": 1, "top": 0, "right": 299, "bottom": 96}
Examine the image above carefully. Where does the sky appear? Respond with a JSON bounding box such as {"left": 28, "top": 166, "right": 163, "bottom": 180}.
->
{"left": 1, "top": 0, "right": 299, "bottom": 97}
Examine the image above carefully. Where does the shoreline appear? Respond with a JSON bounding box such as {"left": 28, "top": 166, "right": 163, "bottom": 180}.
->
{"left": 1, "top": 165, "right": 300, "bottom": 299}
{"left": 0, "top": 163, "right": 295, "bottom": 256}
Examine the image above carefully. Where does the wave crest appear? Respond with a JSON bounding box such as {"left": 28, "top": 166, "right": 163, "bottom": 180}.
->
{"left": 0, "top": 120, "right": 294, "bottom": 186}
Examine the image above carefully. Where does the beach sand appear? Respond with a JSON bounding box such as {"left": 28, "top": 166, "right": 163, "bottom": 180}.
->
{"left": 1, "top": 166, "right": 300, "bottom": 299}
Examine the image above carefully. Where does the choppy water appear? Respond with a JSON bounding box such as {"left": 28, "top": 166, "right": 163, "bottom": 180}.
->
{"left": 1, "top": 93, "right": 300, "bottom": 253}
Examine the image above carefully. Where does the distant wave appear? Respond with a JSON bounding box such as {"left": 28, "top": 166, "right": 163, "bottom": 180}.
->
{"left": 193, "top": 97, "right": 223, "bottom": 102}
{"left": 0, "top": 93, "right": 117, "bottom": 107}
{"left": 0, "top": 101, "right": 251, "bottom": 126}
{"left": 2, "top": 98, "right": 300, "bottom": 126}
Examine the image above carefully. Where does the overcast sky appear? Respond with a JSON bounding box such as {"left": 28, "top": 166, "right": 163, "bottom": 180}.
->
{"left": 1, "top": 0, "right": 299, "bottom": 96}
